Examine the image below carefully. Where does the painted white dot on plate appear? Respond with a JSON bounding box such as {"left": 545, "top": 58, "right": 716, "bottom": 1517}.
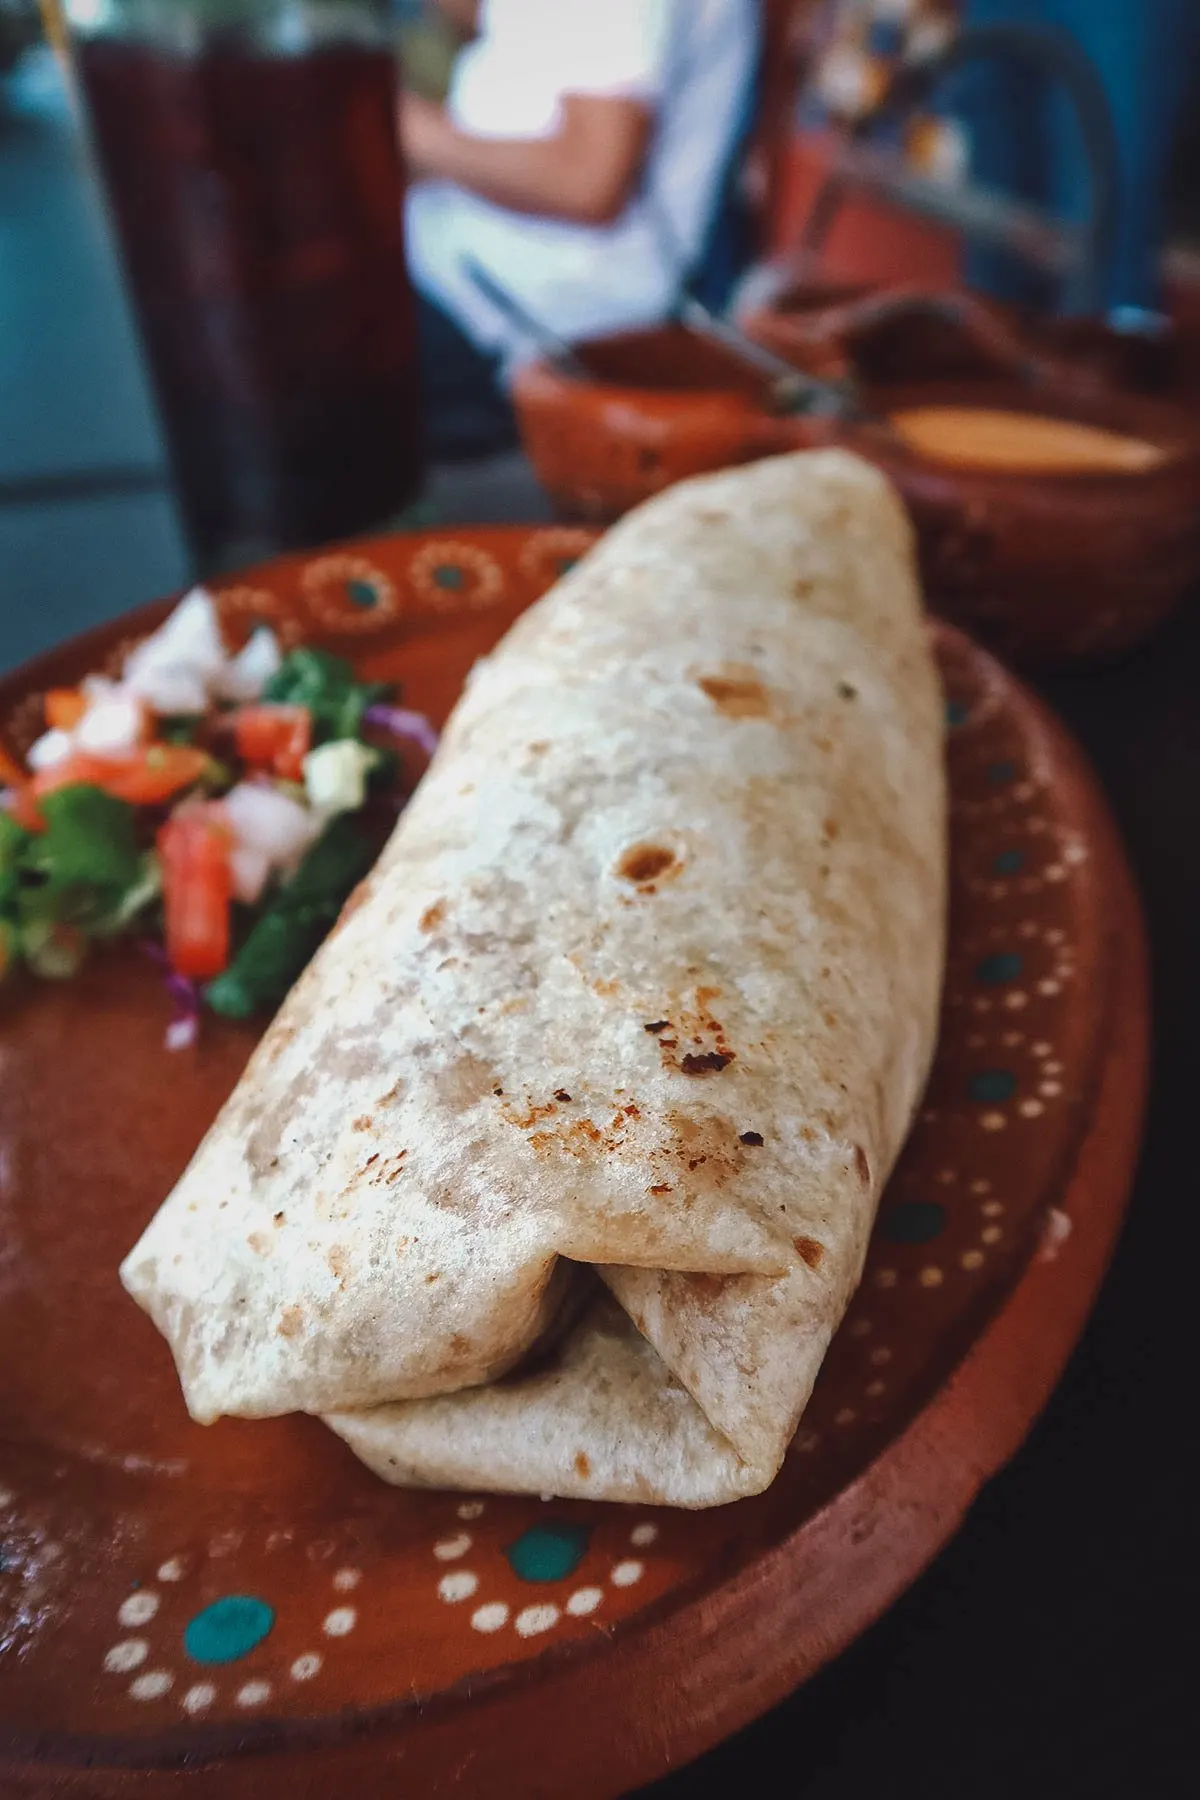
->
{"left": 157, "top": 1557, "right": 186, "bottom": 1583}
{"left": 332, "top": 1567, "right": 361, "bottom": 1591}
{"left": 515, "top": 1604, "right": 560, "bottom": 1637}
{"left": 291, "top": 1653, "right": 322, "bottom": 1682}
{"left": 1018, "top": 1098, "right": 1045, "bottom": 1118}
{"left": 970, "top": 1178, "right": 992, "bottom": 1195}
{"left": 966, "top": 1032, "right": 986, "bottom": 1049}
{"left": 936, "top": 1167, "right": 957, "bottom": 1184}
{"left": 1040, "top": 1080, "right": 1063, "bottom": 1097}
{"left": 982, "top": 1199, "right": 1005, "bottom": 1217}
{"left": 1032, "top": 1041, "right": 1051, "bottom": 1057}
{"left": 1044, "top": 927, "right": 1065, "bottom": 944}
{"left": 1038, "top": 978, "right": 1062, "bottom": 996}
{"left": 457, "top": 1500, "right": 486, "bottom": 1521}
{"left": 866, "top": 1379, "right": 886, "bottom": 1398}
{"left": 920, "top": 1266, "right": 944, "bottom": 1288}
{"left": 869, "top": 1345, "right": 892, "bottom": 1366}
{"left": 433, "top": 1533, "right": 472, "bottom": 1561}
{"left": 118, "top": 1591, "right": 160, "bottom": 1627}
{"left": 1001, "top": 1031, "right": 1024, "bottom": 1048}
{"left": 0, "top": 1489, "right": 12, "bottom": 1508}
{"left": 209, "top": 1530, "right": 242, "bottom": 1559}
{"left": 1018, "top": 920, "right": 1040, "bottom": 938}
{"left": 438, "top": 1570, "right": 479, "bottom": 1604}
{"left": 971, "top": 995, "right": 993, "bottom": 1013}
{"left": 834, "top": 1407, "right": 857, "bottom": 1426}
{"left": 567, "top": 1586, "right": 604, "bottom": 1616}
{"left": 129, "top": 1671, "right": 173, "bottom": 1702}
{"left": 322, "top": 1607, "right": 357, "bottom": 1637}
{"left": 630, "top": 1523, "right": 658, "bottom": 1547}
{"left": 873, "top": 1267, "right": 897, "bottom": 1289}
{"left": 980, "top": 1111, "right": 1007, "bottom": 1132}
{"left": 849, "top": 1317, "right": 872, "bottom": 1337}
{"left": 794, "top": 1429, "right": 820, "bottom": 1454}
{"left": 981, "top": 1226, "right": 1003, "bottom": 1245}
{"left": 237, "top": 1680, "right": 271, "bottom": 1708}
{"left": 610, "top": 1560, "right": 644, "bottom": 1588}
{"left": 471, "top": 1602, "right": 509, "bottom": 1634}
{"left": 1002, "top": 990, "right": 1029, "bottom": 1011}
{"left": 182, "top": 1683, "right": 216, "bottom": 1714}
{"left": 104, "top": 1639, "right": 148, "bottom": 1674}
{"left": 961, "top": 1249, "right": 985, "bottom": 1270}
{"left": 1044, "top": 1059, "right": 1063, "bottom": 1075}
{"left": 1014, "top": 781, "right": 1035, "bottom": 801}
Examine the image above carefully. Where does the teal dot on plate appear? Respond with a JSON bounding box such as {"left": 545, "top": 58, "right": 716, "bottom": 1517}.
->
{"left": 987, "top": 760, "right": 1017, "bottom": 785}
{"left": 969, "top": 1069, "right": 1016, "bottom": 1104}
{"left": 505, "top": 1521, "right": 590, "bottom": 1583}
{"left": 184, "top": 1595, "right": 275, "bottom": 1665}
{"left": 976, "top": 952, "right": 1022, "bottom": 984}
{"left": 881, "top": 1200, "right": 946, "bottom": 1244}
{"left": 993, "top": 848, "right": 1025, "bottom": 875}
{"left": 946, "top": 698, "right": 969, "bottom": 726}
{"left": 346, "top": 578, "right": 378, "bottom": 609}
{"left": 557, "top": 555, "right": 579, "bottom": 575}
{"left": 433, "top": 563, "right": 465, "bottom": 590}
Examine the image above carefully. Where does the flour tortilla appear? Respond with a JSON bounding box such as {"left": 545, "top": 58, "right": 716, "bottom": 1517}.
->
{"left": 121, "top": 449, "right": 946, "bottom": 1506}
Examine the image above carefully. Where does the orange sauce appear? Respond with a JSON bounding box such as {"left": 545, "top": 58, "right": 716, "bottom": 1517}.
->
{"left": 887, "top": 405, "right": 1166, "bottom": 475}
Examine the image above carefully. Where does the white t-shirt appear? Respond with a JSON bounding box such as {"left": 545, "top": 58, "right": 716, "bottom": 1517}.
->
{"left": 405, "top": 0, "right": 759, "bottom": 375}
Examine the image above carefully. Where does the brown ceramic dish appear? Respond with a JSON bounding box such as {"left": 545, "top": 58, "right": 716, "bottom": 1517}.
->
{"left": 512, "top": 325, "right": 798, "bottom": 522}
{"left": 516, "top": 296, "right": 1200, "bottom": 664}
{"left": 1, "top": 525, "right": 1147, "bottom": 1798}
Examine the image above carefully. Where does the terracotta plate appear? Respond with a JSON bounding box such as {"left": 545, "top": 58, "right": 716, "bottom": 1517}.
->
{"left": 0, "top": 526, "right": 1147, "bottom": 1799}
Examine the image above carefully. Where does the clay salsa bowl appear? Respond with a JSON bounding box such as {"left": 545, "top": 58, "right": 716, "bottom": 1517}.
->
{"left": 511, "top": 324, "right": 800, "bottom": 522}
{"left": 810, "top": 370, "right": 1200, "bottom": 664}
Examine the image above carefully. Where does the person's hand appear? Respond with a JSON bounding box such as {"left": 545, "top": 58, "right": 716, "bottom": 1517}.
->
{"left": 399, "top": 92, "right": 454, "bottom": 181}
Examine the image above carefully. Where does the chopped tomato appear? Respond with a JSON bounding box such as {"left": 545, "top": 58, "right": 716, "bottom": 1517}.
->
{"left": 44, "top": 688, "right": 87, "bottom": 731}
{"left": 234, "top": 705, "right": 312, "bottom": 782}
{"left": 33, "top": 745, "right": 209, "bottom": 809}
{"left": 0, "top": 741, "right": 27, "bottom": 789}
{"left": 158, "top": 807, "right": 234, "bottom": 980}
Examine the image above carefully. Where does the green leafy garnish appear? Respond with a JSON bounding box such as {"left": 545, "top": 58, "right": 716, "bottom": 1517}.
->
{"left": 263, "top": 647, "right": 392, "bottom": 743}
{"left": 159, "top": 717, "right": 201, "bottom": 746}
{"left": 1, "top": 811, "right": 32, "bottom": 913}
{"left": 19, "top": 786, "right": 141, "bottom": 928}
{"left": 205, "top": 815, "right": 375, "bottom": 1019}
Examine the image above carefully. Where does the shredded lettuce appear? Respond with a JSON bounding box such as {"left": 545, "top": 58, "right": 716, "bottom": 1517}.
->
{"left": 19, "top": 786, "right": 141, "bottom": 925}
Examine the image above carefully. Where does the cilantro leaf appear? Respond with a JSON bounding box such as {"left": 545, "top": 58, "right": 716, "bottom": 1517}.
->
{"left": 262, "top": 647, "right": 393, "bottom": 743}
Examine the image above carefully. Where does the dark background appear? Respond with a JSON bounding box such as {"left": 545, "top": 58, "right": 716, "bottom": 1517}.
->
{"left": 2, "top": 47, "right": 1196, "bottom": 1800}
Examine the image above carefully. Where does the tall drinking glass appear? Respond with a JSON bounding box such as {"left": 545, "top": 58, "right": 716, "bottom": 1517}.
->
{"left": 63, "top": 0, "right": 424, "bottom": 573}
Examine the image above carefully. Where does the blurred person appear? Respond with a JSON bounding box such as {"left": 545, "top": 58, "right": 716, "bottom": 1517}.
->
{"left": 399, "top": 0, "right": 760, "bottom": 456}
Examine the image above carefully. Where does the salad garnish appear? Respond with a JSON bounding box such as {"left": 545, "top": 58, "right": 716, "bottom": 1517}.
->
{"left": 1, "top": 588, "right": 437, "bottom": 1041}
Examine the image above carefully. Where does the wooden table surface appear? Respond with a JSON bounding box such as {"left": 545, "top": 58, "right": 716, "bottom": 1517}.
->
{"left": 1, "top": 48, "right": 1192, "bottom": 1800}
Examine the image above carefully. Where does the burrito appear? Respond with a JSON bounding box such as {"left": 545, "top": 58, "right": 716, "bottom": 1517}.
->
{"left": 122, "top": 449, "right": 946, "bottom": 1507}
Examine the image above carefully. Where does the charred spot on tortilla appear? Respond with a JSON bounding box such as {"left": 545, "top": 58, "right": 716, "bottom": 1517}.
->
{"left": 418, "top": 898, "right": 447, "bottom": 934}
{"left": 854, "top": 1145, "right": 871, "bottom": 1184}
{"left": 644, "top": 1020, "right": 670, "bottom": 1034}
{"left": 574, "top": 1450, "right": 592, "bottom": 1478}
{"left": 680, "top": 1049, "right": 734, "bottom": 1075}
{"left": 837, "top": 680, "right": 858, "bottom": 700}
{"left": 616, "top": 843, "right": 680, "bottom": 886}
{"left": 277, "top": 1306, "right": 304, "bottom": 1338}
{"left": 739, "top": 1131, "right": 764, "bottom": 1147}
{"left": 793, "top": 1237, "right": 825, "bottom": 1269}
{"left": 554, "top": 1089, "right": 573, "bottom": 1103}
{"left": 648, "top": 1182, "right": 672, "bottom": 1195}
{"left": 273, "top": 1210, "right": 285, "bottom": 1224}
{"left": 351, "top": 1115, "right": 372, "bottom": 1132}
{"left": 696, "top": 669, "right": 769, "bottom": 718}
